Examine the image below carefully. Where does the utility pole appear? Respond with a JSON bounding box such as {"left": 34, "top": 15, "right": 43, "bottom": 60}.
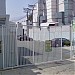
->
{"left": 28, "top": 4, "right": 35, "bottom": 26}
{"left": 23, "top": 8, "right": 31, "bottom": 36}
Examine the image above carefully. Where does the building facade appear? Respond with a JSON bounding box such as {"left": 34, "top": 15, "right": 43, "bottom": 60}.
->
{"left": 16, "top": 0, "right": 75, "bottom": 27}
{"left": 58, "top": 0, "right": 74, "bottom": 25}
{"left": 15, "top": 0, "right": 75, "bottom": 39}
{"left": 33, "top": 0, "right": 75, "bottom": 26}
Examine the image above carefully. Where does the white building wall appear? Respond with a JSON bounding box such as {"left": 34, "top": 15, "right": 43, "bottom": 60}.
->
{"left": 58, "top": 0, "right": 64, "bottom": 24}
{"left": 46, "top": 0, "right": 58, "bottom": 23}
{"left": 33, "top": 0, "right": 47, "bottom": 26}
{"left": 59, "top": 0, "right": 64, "bottom": 12}
{"left": 33, "top": 3, "right": 38, "bottom": 26}
{"left": 17, "top": 23, "right": 23, "bottom": 36}
{"left": 16, "top": 17, "right": 28, "bottom": 35}
{"left": 29, "top": 25, "right": 70, "bottom": 41}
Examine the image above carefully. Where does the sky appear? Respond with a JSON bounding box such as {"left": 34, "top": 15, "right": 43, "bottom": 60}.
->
{"left": 6, "top": 0, "right": 37, "bottom": 21}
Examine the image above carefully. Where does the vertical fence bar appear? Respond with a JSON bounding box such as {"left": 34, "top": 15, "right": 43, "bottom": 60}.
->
{"left": 11, "top": 27, "right": 13, "bottom": 67}
{"left": 47, "top": 26, "right": 50, "bottom": 61}
{"left": 33, "top": 26, "right": 34, "bottom": 63}
{"left": 44, "top": 27, "right": 46, "bottom": 62}
{"left": 70, "top": 22, "right": 73, "bottom": 59}
{"left": 61, "top": 25, "right": 62, "bottom": 60}
{"left": 38, "top": 28, "right": 40, "bottom": 63}
{"left": 2, "top": 25, "right": 4, "bottom": 69}
{"left": 16, "top": 25, "right": 19, "bottom": 66}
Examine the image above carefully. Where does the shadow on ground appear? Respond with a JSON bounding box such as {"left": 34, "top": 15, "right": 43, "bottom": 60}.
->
{"left": 35, "top": 60, "right": 74, "bottom": 70}
{"left": 0, "top": 60, "right": 74, "bottom": 75}
{"left": 0, "top": 65, "right": 41, "bottom": 75}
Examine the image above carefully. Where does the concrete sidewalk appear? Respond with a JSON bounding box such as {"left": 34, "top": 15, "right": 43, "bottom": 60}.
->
{"left": 0, "top": 59, "right": 75, "bottom": 75}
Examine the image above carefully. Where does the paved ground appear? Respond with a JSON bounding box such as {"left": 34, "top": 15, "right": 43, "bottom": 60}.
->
{"left": 0, "top": 59, "right": 75, "bottom": 75}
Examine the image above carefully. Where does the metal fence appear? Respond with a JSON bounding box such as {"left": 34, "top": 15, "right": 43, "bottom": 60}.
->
{"left": 0, "top": 25, "right": 74, "bottom": 69}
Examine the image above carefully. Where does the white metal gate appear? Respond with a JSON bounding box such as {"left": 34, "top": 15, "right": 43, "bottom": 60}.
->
{"left": 16, "top": 25, "right": 71, "bottom": 66}
{"left": 0, "top": 25, "right": 72, "bottom": 69}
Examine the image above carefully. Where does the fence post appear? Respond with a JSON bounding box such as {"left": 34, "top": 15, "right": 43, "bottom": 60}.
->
{"left": 70, "top": 21, "right": 73, "bottom": 59}
{"left": 61, "top": 25, "right": 62, "bottom": 60}
{"left": 16, "top": 25, "right": 19, "bottom": 66}
{"left": 33, "top": 26, "right": 34, "bottom": 63}
{"left": 2, "top": 25, "right": 4, "bottom": 69}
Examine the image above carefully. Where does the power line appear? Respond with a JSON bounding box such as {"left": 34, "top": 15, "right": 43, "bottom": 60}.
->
{"left": 11, "top": 15, "right": 27, "bottom": 22}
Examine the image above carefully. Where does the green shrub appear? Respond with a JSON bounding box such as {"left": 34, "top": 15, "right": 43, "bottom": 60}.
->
{"left": 64, "top": 41, "right": 70, "bottom": 46}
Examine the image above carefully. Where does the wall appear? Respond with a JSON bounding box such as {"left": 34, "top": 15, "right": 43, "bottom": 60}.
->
{"left": 0, "top": 0, "right": 6, "bottom": 16}
{"left": 73, "top": 0, "right": 75, "bottom": 17}
{"left": 46, "top": 0, "right": 58, "bottom": 23}
{"left": 64, "top": 0, "right": 73, "bottom": 24}
{"left": 59, "top": 0, "right": 64, "bottom": 12}
{"left": 58, "top": 0, "right": 73, "bottom": 25}
{"left": 33, "top": 0, "right": 47, "bottom": 26}
{"left": 33, "top": 3, "right": 38, "bottom": 26}
{"left": 29, "top": 25, "right": 70, "bottom": 41}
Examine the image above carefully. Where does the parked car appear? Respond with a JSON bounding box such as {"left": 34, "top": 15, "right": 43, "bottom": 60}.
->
{"left": 51, "top": 38, "right": 70, "bottom": 47}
